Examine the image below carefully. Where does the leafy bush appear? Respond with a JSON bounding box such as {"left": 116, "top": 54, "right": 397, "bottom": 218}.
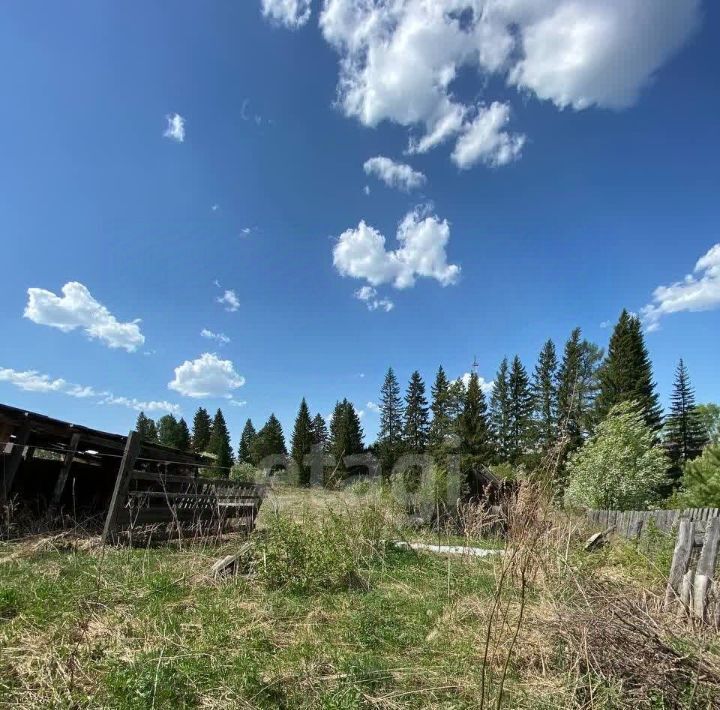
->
{"left": 565, "top": 401, "right": 668, "bottom": 510}
{"left": 673, "top": 444, "right": 720, "bottom": 507}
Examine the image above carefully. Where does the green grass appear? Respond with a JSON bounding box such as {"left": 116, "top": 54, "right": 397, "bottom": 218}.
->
{"left": 0, "top": 510, "right": 503, "bottom": 708}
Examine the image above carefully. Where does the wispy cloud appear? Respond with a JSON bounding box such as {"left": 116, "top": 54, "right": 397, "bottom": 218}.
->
{"left": 200, "top": 328, "right": 230, "bottom": 345}
{"left": 354, "top": 286, "right": 394, "bottom": 312}
{"left": 363, "top": 156, "right": 426, "bottom": 192}
{"left": 163, "top": 113, "right": 185, "bottom": 143}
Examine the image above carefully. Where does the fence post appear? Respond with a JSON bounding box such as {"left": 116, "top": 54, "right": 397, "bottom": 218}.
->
{"left": 50, "top": 432, "right": 81, "bottom": 511}
{"left": 664, "top": 519, "right": 695, "bottom": 610}
{"left": 692, "top": 516, "right": 720, "bottom": 621}
{"left": 102, "top": 431, "right": 141, "bottom": 545}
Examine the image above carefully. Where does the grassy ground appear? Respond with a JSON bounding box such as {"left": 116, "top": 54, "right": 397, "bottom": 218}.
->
{"left": 1, "top": 487, "right": 718, "bottom": 708}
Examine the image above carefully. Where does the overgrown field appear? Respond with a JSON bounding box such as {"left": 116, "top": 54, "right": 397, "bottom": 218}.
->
{"left": 1, "top": 486, "right": 720, "bottom": 709}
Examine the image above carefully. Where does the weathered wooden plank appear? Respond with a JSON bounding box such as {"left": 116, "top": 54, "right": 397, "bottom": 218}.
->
{"left": 1, "top": 421, "right": 31, "bottom": 501}
{"left": 693, "top": 517, "right": 720, "bottom": 621}
{"left": 116, "top": 503, "right": 256, "bottom": 525}
{"left": 102, "top": 431, "right": 142, "bottom": 544}
{"left": 49, "top": 432, "right": 81, "bottom": 509}
{"left": 664, "top": 519, "right": 695, "bottom": 610}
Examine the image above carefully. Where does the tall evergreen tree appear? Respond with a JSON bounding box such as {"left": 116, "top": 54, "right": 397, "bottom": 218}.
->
{"left": 238, "top": 419, "right": 257, "bottom": 464}
{"left": 447, "top": 378, "right": 466, "bottom": 424}
{"left": 328, "top": 399, "right": 365, "bottom": 480}
{"left": 490, "top": 358, "right": 512, "bottom": 462}
{"left": 596, "top": 310, "right": 662, "bottom": 430}
{"left": 291, "top": 398, "right": 315, "bottom": 485}
{"left": 251, "top": 414, "right": 287, "bottom": 465}
{"left": 311, "top": 413, "right": 329, "bottom": 452}
{"left": 508, "top": 355, "right": 534, "bottom": 464}
{"left": 191, "top": 407, "right": 213, "bottom": 453}
{"left": 531, "top": 339, "right": 559, "bottom": 451}
{"left": 664, "top": 359, "right": 709, "bottom": 490}
{"left": 157, "top": 414, "right": 181, "bottom": 449}
{"left": 176, "top": 417, "right": 191, "bottom": 451}
{"left": 456, "top": 371, "right": 493, "bottom": 478}
{"left": 207, "top": 408, "right": 234, "bottom": 476}
{"left": 429, "top": 366, "right": 453, "bottom": 454}
{"left": 403, "top": 371, "right": 430, "bottom": 453}
{"left": 377, "top": 367, "right": 404, "bottom": 475}
{"left": 135, "top": 411, "right": 158, "bottom": 443}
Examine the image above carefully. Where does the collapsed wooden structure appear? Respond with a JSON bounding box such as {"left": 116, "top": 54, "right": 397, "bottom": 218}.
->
{"left": 0, "top": 403, "right": 264, "bottom": 543}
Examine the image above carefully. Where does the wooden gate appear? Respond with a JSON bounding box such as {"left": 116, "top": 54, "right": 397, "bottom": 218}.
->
{"left": 102, "top": 431, "right": 265, "bottom": 544}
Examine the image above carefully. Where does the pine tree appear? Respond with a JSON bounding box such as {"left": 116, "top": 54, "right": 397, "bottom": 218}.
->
{"left": 311, "top": 413, "right": 329, "bottom": 452}
{"left": 447, "top": 379, "right": 466, "bottom": 424}
{"left": 135, "top": 411, "right": 158, "bottom": 443}
{"left": 176, "top": 417, "right": 191, "bottom": 451}
{"left": 238, "top": 419, "right": 257, "bottom": 464}
{"left": 664, "top": 359, "right": 709, "bottom": 490}
{"left": 596, "top": 310, "right": 662, "bottom": 430}
{"left": 207, "top": 408, "right": 234, "bottom": 476}
{"left": 456, "top": 371, "right": 493, "bottom": 480}
{"left": 429, "top": 366, "right": 452, "bottom": 455}
{"left": 157, "top": 414, "right": 181, "bottom": 449}
{"left": 531, "top": 339, "right": 558, "bottom": 451}
{"left": 251, "top": 414, "right": 287, "bottom": 465}
{"left": 490, "top": 358, "right": 512, "bottom": 462}
{"left": 377, "top": 367, "right": 404, "bottom": 475}
{"left": 403, "top": 371, "right": 429, "bottom": 453}
{"left": 291, "top": 398, "right": 315, "bottom": 486}
{"left": 191, "top": 407, "right": 213, "bottom": 453}
{"left": 328, "top": 399, "right": 365, "bottom": 480}
{"left": 508, "top": 355, "right": 534, "bottom": 464}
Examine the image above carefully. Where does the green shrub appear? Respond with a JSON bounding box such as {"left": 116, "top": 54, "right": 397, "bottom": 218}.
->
{"left": 673, "top": 444, "right": 720, "bottom": 507}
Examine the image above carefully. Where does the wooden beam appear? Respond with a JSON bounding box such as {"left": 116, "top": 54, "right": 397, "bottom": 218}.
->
{"left": 49, "top": 433, "right": 81, "bottom": 511}
{"left": 1, "top": 421, "right": 31, "bottom": 501}
{"left": 664, "top": 519, "right": 695, "bottom": 610}
{"left": 101, "top": 431, "right": 141, "bottom": 545}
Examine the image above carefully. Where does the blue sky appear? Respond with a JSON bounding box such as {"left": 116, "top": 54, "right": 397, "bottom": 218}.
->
{"left": 1, "top": 0, "right": 719, "bottom": 446}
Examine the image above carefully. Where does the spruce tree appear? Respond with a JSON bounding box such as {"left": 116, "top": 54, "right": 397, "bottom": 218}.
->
{"left": 207, "top": 408, "right": 234, "bottom": 476}
{"left": 508, "top": 355, "right": 534, "bottom": 464}
{"left": 596, "top": 310, "right": 662, "bottom": 430}
{"left": 157, "top": 414, "right": 181, "bottom": 449}
{"left": 531, "top": 339, "right": 558, "bottom": 451}
{"left": 291, "top": 398, "right": 315, "bottom": 485}
{"left": 429, "top": 366, "right": 452, "bottom": 455}
{"left": 490, "top": 358, "right": 512, "bottom": 462}
{"left": 447, "top": 378, "right": 466, "bottom": 424}
{"left": 176, "top": 417, "right": 191, "bottom": 451}
{"left": 135, "top": 411, "right": 158, "bottom": 443}
{"left": 251, "top": 414, "right": 287, "bottom": 464}
{"left": 664, "top": 359, "right": 709, "bottom": 490}
{"left": 457, "top": 371, "right": 493, "bottom": 479}
{"left": 191, "top": 407, "right": 213, "bottom": 453}
{"left": 311, "top": 413, "right": 329, "bottom": 452}
{"left": 377, "top": 367, "right": 404, "bottom": 475}
{"left": 328, "top": 399, "right": 365, "bottom": 480}
{"left": 403, "top": 371, "right": 430, "bottom": 453}
{"left": 238, "top": 419, "right": 257, "bottom": 464}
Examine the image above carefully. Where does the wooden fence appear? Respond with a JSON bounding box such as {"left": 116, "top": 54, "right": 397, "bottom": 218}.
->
{"left": 587, "top": 507, "right": 719, "bottom": 540}
{"left": 102, "top": 431, "right": 265, "bottom": 545}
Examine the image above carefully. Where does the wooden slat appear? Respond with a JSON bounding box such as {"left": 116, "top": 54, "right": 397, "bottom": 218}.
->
{"left": 664, "top": 519, "right": 695, "bottom": 609}
{"left": 1, "top": 421, "right": 31, "bottom": 501}
{"left": 102, "top": 431, "right": 142, "bottom": 544}
{"left": 49, "top": 432, "right": 81, "bottom": 509}
{"left": 693, "top": 517, "right": 720, "bottom": 621}
{"left": 116, "top": 503, "right": 256, "bottom": 525}
{"left": 127, "top": 490, "right": 260, "bottom": 502}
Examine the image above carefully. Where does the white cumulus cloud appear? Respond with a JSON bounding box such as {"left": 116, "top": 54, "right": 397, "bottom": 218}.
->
{"left": 456, "top": 372, "right": 495, "bottom": 396}
{"left": 24, "top": 282, "right": 145, "bottom": 352}
{"left": 451, "top": 102, "right": 525, "bottom": 169}
{"left": 641, "top": 243, "right": 720, "bottom": 332}
{"left": 201, "top": 328, "right": 231, "bottom": 345}
{"left": 354, "top": 286, "right": 394, "bottom": 312}
{"left": 363, "top": 156, "right": 426, "bottom": 191}
{"left": 168, "top": 353, "right": 246, "bottom": 398}
{"left": 261, "top": 0, "right": 311, "bottom": 29}
{"left": 316, "top": 0, "right": 699, "bottom": 164}
{"left": 216, "top": 289, "right": 240, "bottom": 312}
{"left": 163, "top": 113, "right": 185, "bottom": 142}
{"left": 333, "top": 206, "right": 460, "bottom": 290}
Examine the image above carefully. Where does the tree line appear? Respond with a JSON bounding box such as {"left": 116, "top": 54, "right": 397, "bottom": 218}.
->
{"left": 135, "top": 309, "right": 716, "bottom": 506}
